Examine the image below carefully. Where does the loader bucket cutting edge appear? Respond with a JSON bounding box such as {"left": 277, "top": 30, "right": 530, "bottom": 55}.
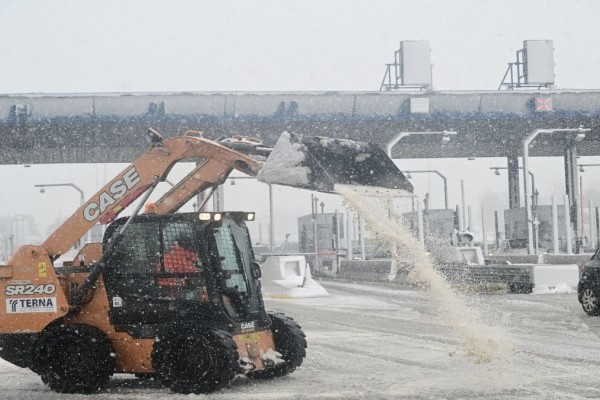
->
{"left": 257, "top": 132, "right": 413, "bottom": 193}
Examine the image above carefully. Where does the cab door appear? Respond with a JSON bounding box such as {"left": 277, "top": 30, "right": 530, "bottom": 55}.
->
{"left": 103, "top": 220, "right": 165, "bottom": 326}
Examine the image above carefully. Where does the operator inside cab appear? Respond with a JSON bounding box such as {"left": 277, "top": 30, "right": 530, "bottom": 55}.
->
{"left": 156, "top": 235, "right": 208, "bottom": 302}
{"left": 159, "top": 236, "right": 199, "bottom": 285}
{"left": 142, "top": 202, "right": 207, "bottom": 301}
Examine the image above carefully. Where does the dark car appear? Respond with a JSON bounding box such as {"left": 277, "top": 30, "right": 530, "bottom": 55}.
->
{"left": 578, "top": 247, "right": 600, "bottom": 315}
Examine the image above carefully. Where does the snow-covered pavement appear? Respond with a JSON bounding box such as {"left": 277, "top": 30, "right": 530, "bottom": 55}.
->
{"left": 1, "top": 280, "right": 599, "bottom": 399}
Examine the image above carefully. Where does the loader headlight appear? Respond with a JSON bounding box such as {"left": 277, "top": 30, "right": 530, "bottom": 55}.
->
{"left": 199, "top": 213, "right": 211, "bottom": 221}
{"left": 214, "top": 213, "right": 222, "bottom": 221}
{"left": 246, "top": 213, "right": 255, "bottom": 221}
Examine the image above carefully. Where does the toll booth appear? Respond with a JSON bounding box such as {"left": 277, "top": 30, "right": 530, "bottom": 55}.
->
{"left": 504, "top": 206, "right": 569, "bottom": 251}
{"left": 297, "top": 212, "right": 345, "bottom": 273}
{"left": 402, "top": 208, "right": 455, "bottom": 244}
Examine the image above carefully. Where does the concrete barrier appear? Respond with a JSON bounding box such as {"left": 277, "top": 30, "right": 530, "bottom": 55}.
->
{"left": 260, "top": 255, "right": 328, "bottom": 298}
{"left": 338, "top": 260, "right": 394, "bottom": 282}
{"left": 543, "top": 254, "right": 591, "bottom": 265}
{"left": 486, "top": 253, "right": 592, "bottom": 265}
{"left": 336, "top": 258, "right": 578, "bottom": 295}
{"left": 532, "top": 264, "right": 579, "bottom": 293}
{"left": 437, "top": 263, "right": 534, "bottom": 293}
{"left": 337, "top": 260, "right": 535, "bottom": 292}
{"left": 485, "top": 254, "right": 540, "bottom": 264}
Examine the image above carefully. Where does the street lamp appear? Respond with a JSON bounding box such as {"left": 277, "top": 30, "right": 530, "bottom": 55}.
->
{"left": 386, "top": 130, "right": 457, "bottom": 158}
{"left": 403, "top": 170, "right": 449, "bottom": 209}
{"left": 35, "top": 183, "right": 85, "bottom": 207}
{"left": 228, "top": 176, "right": 274, "bottom": 250}
{"left": 579, "top": 163, "right": 600, "bottom": 173}
{"left": 490, "top": 167, "right": 538, "bottom": 206}
{"left": 522, "top": 127, "right": 590, "bottom": 254}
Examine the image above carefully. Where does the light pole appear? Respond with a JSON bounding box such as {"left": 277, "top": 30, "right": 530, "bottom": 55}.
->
{"left": 522, "top": 128, "right": 589, "bottom": 254}
{"left": 578, "top": 164, "right": 600, "bottom": 172}
{"left": 35, "top": 183, "right": 86, "bottom": 246}
{"left": 228, "top": 176, "right": 274, "bottom": 250}
{"left": 403, "top": 170, "right": 448, "bottom": 209}
{"left": 35, "top": 183, "right": 85, "bottom": 207}
{"left": 386, "top": 130, "right": 457, "bottom": 158}
{"left": 490, "top": 167, "right": 538, "bottom": 206}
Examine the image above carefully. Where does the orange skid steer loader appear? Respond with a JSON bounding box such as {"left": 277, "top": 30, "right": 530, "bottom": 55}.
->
{"left": 0, "top": 129, "right": 411, "bottom": 394}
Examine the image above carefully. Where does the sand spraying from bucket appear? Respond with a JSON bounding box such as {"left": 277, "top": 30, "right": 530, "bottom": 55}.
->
{"left": 335, "top": 184, "right": 512, "bottom": 364}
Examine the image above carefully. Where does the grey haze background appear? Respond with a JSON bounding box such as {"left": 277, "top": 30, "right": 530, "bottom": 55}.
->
{"left": 1, "top": 0, "right": 600, "bottom": 245}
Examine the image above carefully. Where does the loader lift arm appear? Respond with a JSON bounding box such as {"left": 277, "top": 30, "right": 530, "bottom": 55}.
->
{"left": 150, "top": 131, "right": 414, "bottom": 217}
{"left": 149, "top": 132, "right": 270, "bottom": 215}
{"left": 149, "top": 158, "right": 232, "bottom": 215}
{"left": 42, "top": 130, "right": 262, "bottom": 258}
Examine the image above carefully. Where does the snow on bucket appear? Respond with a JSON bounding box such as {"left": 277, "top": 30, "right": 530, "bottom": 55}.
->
{"left": 257, "top": 131, "right": 412, "bottom": 193}
{"left": 260, "top": 255, "right": 329, "bottom": 299}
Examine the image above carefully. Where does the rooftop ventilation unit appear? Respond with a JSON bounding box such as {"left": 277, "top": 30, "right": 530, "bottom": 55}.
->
{"left": 499, "top": 40, "right": 555, "bottom": 90}
{"left": 380, "top": 40, "right": 432, "bottom": 91}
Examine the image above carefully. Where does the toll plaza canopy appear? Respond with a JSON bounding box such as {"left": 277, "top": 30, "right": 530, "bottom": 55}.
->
{"left": 0, "top": 90, "right": 599, "bottom": 164}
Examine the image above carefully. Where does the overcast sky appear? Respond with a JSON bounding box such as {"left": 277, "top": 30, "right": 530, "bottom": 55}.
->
{"left": 1, "top": 0, "right": 600, "bottom": 247}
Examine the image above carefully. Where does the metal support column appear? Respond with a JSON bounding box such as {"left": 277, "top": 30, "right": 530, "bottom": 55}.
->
{"left": 313, "top": 217, "right": 319, "bottom": 271}
{"left": 589, "top": 200, "right": 595, "bottom": 248}
{"left": 564, "top": 194, "right": 573, "bottom": 254}
{"left": 359, "top": 217, "right": 366, "bottom": 260}
{"left": 596, "top": 206, "right": 600, "bottom": 248}
{"left": 564, "top": 143, "right": 581, "bottom": 253}
{"left": 456, "top": 205, "right": 463, "bottom": 232}
{"left": 467, "top": 206, "right": 473, "bottom": 230}
{"left": 481, "top": 206, "right": 488, "bottom": 255}
{"left": 552, "top": 196, "right": 559, "bottom": 254}
{"left": 507, "top": 155, "right": 520, "bottom": 209}
{"left": 268, "top": 184, "right": 274, "bottom": 251}
{"left": 494, "top": 211, "right": 500, "bottom": 249}
{"left": 417, "top": 199, "right": 425, "bottom": 246}
{"left": 195, "top": 160, "right": 205, "bottom": 211}
{"left": 346, "top": 208, "right": 352, "bottom": 260}
{"left": 195, "top": 191, "right": 205, "bottom": 211}
{"left": 212, "top": 185, "right": 225, "bottom": 212}
{"left": 460, "top": 180, "right": 466, "bottom": 230}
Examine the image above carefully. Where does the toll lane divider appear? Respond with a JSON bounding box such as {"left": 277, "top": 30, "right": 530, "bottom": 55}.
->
{"left": 336, "top": 260, "right": 579, "bottom": 294}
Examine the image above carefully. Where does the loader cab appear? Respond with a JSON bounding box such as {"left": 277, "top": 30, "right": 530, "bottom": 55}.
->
{"left": 101, "top": 211, "right": 266, "bottom": 336}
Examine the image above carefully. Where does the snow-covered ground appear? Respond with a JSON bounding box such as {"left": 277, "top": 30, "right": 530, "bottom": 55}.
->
{"left": 1, "top": 280, "right": 599, "bottom": 399}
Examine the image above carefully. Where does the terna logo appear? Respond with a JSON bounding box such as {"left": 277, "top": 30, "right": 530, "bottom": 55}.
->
{"left": 6, "top": 297, "right": 57, "bottom": 314}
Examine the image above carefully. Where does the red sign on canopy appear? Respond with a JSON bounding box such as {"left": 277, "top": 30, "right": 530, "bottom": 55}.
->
{"left": 535, "top": 97, "right": 553, "bottom": 112}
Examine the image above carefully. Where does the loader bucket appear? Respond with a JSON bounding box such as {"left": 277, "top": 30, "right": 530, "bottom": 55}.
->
{"left": 257, "top": 132, "right": 413, "bottom": 193}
